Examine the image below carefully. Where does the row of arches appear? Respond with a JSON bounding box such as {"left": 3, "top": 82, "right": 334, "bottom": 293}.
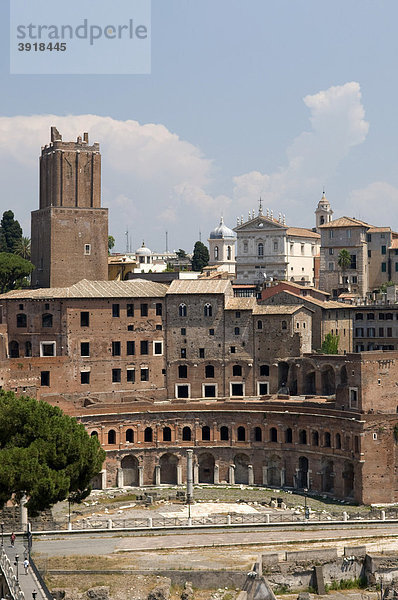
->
{"left": 278, "top": 362, "right": 349, "bottom": 397}
{"left": 178, "top": 303, "right": 214, "bottom": 317}
{"left": 117, "top": 453, "right": 355, "bottom": 497}
{"left": 16, "top": 313, "right": 53, "bottom": 328}
{"left": 95, "top": 425, "right": 358, "bottom": 452}
{"left": 9, "top": 340, "right": 31, "bottom": 358}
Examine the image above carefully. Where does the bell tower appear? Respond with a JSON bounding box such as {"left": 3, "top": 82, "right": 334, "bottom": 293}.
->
{"left": 315, "top": 190, "right": 333, "bottom": 232}
{"left": 31, "top": 127, "right": 108, "bottom": 288}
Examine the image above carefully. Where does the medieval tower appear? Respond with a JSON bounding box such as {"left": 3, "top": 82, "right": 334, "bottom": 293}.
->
{"left": 31, "top": 127, "right": 108, "bottom": 288}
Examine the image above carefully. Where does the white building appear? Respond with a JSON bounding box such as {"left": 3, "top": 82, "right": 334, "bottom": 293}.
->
{"left": 234, "top": 204, "right": 320, "bottom": 285}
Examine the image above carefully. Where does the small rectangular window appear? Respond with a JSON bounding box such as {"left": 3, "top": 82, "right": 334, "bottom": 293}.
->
{"left": 230, "top": 346, "right": 236, "bottom": 354}
{"left": 140, "top": 340, "right": 149, "bottom": 355}
{"left": 234, "top": 327, "right": 240, "bottom": 335}
{"left": 127, "top": 324, "right": 134, "bottom": 331}
{"left": 44, "top": 303, "right": 50, "bottom": 310}
{"left": 156, "top": 324, "right": 162, "bottom": 330}
{"left": 235, "top": 311, "right": 241, "bottom": 318}
{"left": 84, "top": 243, "right": 91, "bottom": 255}
{"left": 156, "top": 303, "right": 162, "bottom": 316}
{"left": 127, "top": 368, "right": 135, "bottom": 383}
{"left": 176, "top": 384, "right": 189, "bottom": 398}
{"left": 19, "top": 304, "right": 24, "bottom": 310}
{"left": 112, "top": 341, "right": 121, "bottom": 356}
{"left": 112, "top": 368, "right": 121, "bottom": 383}
{"left": 127, "top": 341, "right": 135, "bottom": 355}
{"left": 140, "top": 303, "right": 148, "bottom": 317}
{"left": 141, "top": 368, "right": 149, "bottom": 382}
{"left": 382, "top": 262, "right": 387, "bottom": 272}
{"left": 181, "top": 328, "right": 186, "bottom": 335}
{"left": 181, "top": 348, "right": 187, "bottom": 358}
{"left": 80, "top": 342, "right": 90, "bottom": 357}
{"left": 41, "top": 371, "right": 50, "bottom": 386}
{"left": 127, "top": 303, "right": 134, "bottom": 317}
{"left": 81, "top": 371, "right": 90, "bottom": 384}
{"left": 80, "top": 312, "right": 89, "bottom": 327}
{"left": 154, "top": 341, "right": 163, "bottom": 355}
{"left": 209, "top": 329, "right": 214, "bottom": 336}
{"left": 199, "top": 348, "right": 205, "bottom": 358}
{"left": 112, "top": 304, "right": 120, "bottom": 317}
{"left": 40, "top": 342, "right": 56, "bottom": 357}
{"left": 382, "top": 245, "right": 387, "bottom": 255}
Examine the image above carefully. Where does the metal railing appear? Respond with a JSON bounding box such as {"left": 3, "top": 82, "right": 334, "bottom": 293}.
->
{"left": 0, "top": 548, "right": 25, "bottom": 600}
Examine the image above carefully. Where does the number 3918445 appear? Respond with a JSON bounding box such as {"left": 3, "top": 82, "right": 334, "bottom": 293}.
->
{"left": 18, "top": 42, "right": 66, "bottom": 51}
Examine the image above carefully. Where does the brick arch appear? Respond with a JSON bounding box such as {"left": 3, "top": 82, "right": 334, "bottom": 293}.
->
{"left": 234, "top": 453, "right": 250, "bottom": 484}
{"left": 159, "top": 453, "right": 178, "bottom": 484}
{"left": 121, "top": 454, "right": 139, "bottom": 486}
{"left": 198, "top": 452, "right": 215, "bottom": 483}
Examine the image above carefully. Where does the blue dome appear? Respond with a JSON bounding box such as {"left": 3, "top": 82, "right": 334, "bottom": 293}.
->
{"left": 209, "top": 217, "right": 236, "bottom": 240}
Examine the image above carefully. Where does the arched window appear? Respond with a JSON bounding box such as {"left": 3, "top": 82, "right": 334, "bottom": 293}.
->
{"left": 25, "top": 341, "right": 32, "bottom": 357}
{"left": 336, "top": 433, "right": 341, "bottom": 449}
{"left": 312, "top": 431, "right": 319, "bottom": 446}
{"left": 9, "top": 341, "right": 19, "bottom": 358}
{"left": 16, "top": 313, "right": 27, "bottom": 328}
{"left": 227, "top": 246, "right": 231, "bottom": 260}
{"left": 90, "top": 430, "right": 98, "bottom": 437}
{"left": 214, "top": 246, "right": 219, "bottom": 260}
{"left": 237, "top": 426, "right": 246, "bottom": 441}
{"left": 257, "top": 320, "right": 263, "bottom": 330}
{"left": 254, "top": 427, "right": 262, "bottom": 442}
{"left": 107, "top": 430, "right": 116, "bottom": 444}
{"left": 270, "top": 427, "right": 278, "bottom": 442}
{"left": 324, "top": 432, "right": 331, "bottom": 447}
{"left": 179, "top": 303, "right": 187, "bottom": 317}
{"left": 260, "top": 364, "right": 269, "bottom": 376}
{"left": 299, "top": 429, "right": 307, "bottom": 445}
{"left": 163, "top": 426, "right": 172, "bottom": 441}
{"left": 220, "top": 426, "right": 229, "bottom": 441}
{"left": 233, "top": 364, "right": 242, "bottom": 377}
{"left": 205, "top": 365, "right": 214, "bottom": 378}
{"left": 144, "top": 427, "right": 153, "bottom": 442}
{"left": 182, "top": 426, "right": 191, "bottom": 441}
{"left": 282, "top": 320, "right": 287, "bottom": 330}
{"left": 320, "top": 216, "right": 325, "bottom": 225}
{"left": 202, "top": 425, "right": 210, "bottom": 441}
{"left": 126, "top": 429, "right": 134, "bottom": 443}
{"left": 204, "top": 303, "right": 212, "bottom": 317}
{"left": 285, "top": 428, "right": 293, "bottom": 443}
{"left": 258, "top": 243, "right": 264, "bottom": 256}
{"left": 42, "top": 313, "right": 53, "bottom": 328}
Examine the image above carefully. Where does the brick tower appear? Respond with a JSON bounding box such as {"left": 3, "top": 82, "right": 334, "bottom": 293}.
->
{"left": 31, "top": 127, "right": 108, "bottom": 288}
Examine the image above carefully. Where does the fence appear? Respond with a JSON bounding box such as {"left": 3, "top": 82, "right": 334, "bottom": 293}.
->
{"left": 30, "top": 507, "right": 394, "bottom": 532}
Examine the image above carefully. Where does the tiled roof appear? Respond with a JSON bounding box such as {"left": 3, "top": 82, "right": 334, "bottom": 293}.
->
{"left": 286, "top": 227, "right": 320, "bottom": 239}
{"left": 167, "top": 279, "right": 232, "bottom": 295}
{"left": 319, "top": 216, "right": 369, "bottom": 228}
{"left": 0, "top": 279, "right": 168, "bottom": 300}
{"left": 253, "top": 304, "right": 310, "bottom": 315}
{"left": 367, "top": 226, "right": 391, "bottom": 233}
{"left": 263, "top": 289, "right": 346, "bottom": 310}
{"left": 390, "top": 239, "right": 398, "bottom": 249}
{"left": 225, "top": 297, "right": 257, "bottom": 310}
{"left": 279, "top": 281, "right": 329, "bottom": 296}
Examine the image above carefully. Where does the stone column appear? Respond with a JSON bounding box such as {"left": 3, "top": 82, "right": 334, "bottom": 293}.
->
{"left": 116, "top": 468, "right": 123, "bottom": 488}
{"left": 262, "top": 466, "right": 268, "bottom": 486}
{"left": 187, "top": 450, "right": 194, "bottom": 499}
{"left": 138, "top": 465, "right": 144, "bottom": 487}
{"left": 280, "top": 468, "right": 286, "bottom": 487}
{"left": 229, "top": 464, "right": 235, "bottom": 484}
{"left": 177, "top": 464, "right": 183, "bottom": 486}
{"left": 248, "top": 464, "right": 254, "bottom": 485}
{"left": 20, "top": 495, "right": 28, "bottom": 530}
{"left": 101, "top": 469, "right": 107, "bottom": 490}
{"left": 193, "top": 462, "right": 199, "bottom": 484}
{"left": 155, "top": 465, "right": 161, "bottom": 486}
{"left": 214, "top": 463, "right": 220, "bottom": 484}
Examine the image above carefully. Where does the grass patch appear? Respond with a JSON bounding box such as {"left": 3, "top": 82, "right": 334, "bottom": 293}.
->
{"left": 325, "top": 577, "right": 367, "bottom": 591}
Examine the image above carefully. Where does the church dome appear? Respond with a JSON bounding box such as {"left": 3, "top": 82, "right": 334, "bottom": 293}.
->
{"left": 135, "top": 241, "right": 152, "bottom": 256}
{"left": 209, "top": 217, "right": 236, "bottom": 240}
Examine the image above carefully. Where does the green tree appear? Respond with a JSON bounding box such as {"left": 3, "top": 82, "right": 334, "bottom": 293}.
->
{"left": 108, "top": 235, "right": 115, "bottom": 253}
{"left": 0, "top": 211, "right": 23, "bottom": 254}
{"left": 321, "top": 332, "right": 340, "bottom": 354}
{"left": 14, "top": 236, "right": 31, "bottom": 261}
{"left": 338, "top": 249, "right": 351, "bottom": 290}
{"left": 0, "top": 391, "right": 105, "bottom": 516}
{"left": 191, "top": 241, "right": 209, "bottom": 272}
{"left": 176, "top": 248, "right": 187, "bottom": 259}
{"left": 0, "top": 253, "right": 34, "bottom": 293}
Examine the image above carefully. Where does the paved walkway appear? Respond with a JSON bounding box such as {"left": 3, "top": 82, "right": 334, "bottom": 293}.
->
{"left": 2, "top": 536, "right": 46, "bottom": 600}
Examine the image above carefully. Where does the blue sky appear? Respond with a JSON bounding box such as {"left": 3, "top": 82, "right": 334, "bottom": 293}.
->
{"left": 1, "top": 0, "right": 398, "bottom": 252}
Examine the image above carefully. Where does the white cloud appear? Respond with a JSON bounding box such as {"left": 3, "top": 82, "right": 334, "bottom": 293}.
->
{"left": 232, "top": 82, "right": 370, "bottom": 223}
{"left": 346, "top": 182, "right": 398, "bottom": 227}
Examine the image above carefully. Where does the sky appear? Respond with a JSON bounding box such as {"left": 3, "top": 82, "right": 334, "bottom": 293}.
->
{"left": 1, "top": 0, "right": 398, "bottom": 253}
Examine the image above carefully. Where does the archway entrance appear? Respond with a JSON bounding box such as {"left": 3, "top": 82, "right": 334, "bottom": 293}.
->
{"left": 278, "top": 362, "right": 289, "bottom": 389}
{"left": 267, "top": 455, "right": 281, "bottom": 487}
{"left": 343, "top": 462, "right": 354, "bottom": 498}
{"left": 121, "top": 455, "right": 139, "bottom": 486}
{"left": 321, "top": 366, "right": 335, "bottom": 396}
{"left": 198, "top": 453, "right": 215, "bottom": 483}
{"left": 304, "top": 371, "right": 316, "bottom": 395}
{"left": 160, "top": 453, "right": 178, "bottom": 484}
{"left": 322, "top": 460, "right": 334, "bottom": 493}
{"left": 234, "top": 453, "right": 250, "bottom": 484}
{"left": 297, "top": 456, "right": 309, "bottom": 489}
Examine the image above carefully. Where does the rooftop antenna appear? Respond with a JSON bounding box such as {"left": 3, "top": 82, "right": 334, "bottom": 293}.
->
{"left": 125, "top": 229, "right": 129, "bottom": 254}
{"left": 199, "top": 229, "right": 201, "bottom": 242}
{"left": 166, "top": 230, "right": 168, "bottom": 253}
{"left": 129, "top": 233, "right": 132, "bottom": 253}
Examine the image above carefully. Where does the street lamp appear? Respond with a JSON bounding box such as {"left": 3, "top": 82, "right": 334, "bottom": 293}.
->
{"left": 303, "top": 488, "right": 310, "bottom": 520}
{"left": 1, "top": 522, "right": 4, "bottom": 547}
{"left": 14, "top": 554, "right": 19, "bottom": 582}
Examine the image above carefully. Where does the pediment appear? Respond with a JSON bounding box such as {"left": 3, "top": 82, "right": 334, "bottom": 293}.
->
{"left": 234, "top": 215, "right": 287, "bottom": 233}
